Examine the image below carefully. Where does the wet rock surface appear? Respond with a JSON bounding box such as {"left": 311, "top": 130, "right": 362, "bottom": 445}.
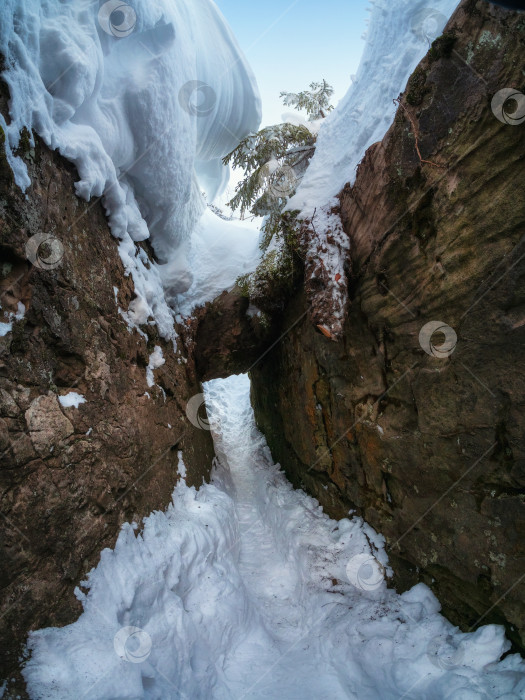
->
{"left": 250, "top": 0, "right": 525, "bottom": 652}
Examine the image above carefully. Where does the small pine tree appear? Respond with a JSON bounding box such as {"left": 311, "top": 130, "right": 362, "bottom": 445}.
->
{"left": 224, "top": 123, "right": 314, "bottom": 216}
{"left": 223, "top": 80, "right": 334, "bottom": 250}
{"left": 222, "top": 81, "right": 334, "bottom": 306}
{"left": 279, "top": 79, "right": 335, "bottom": 121}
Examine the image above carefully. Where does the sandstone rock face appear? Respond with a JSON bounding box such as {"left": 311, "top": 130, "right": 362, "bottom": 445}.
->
{"left": 25, "top": 395, "right": 74, "bottom": 456}
{"left": 0, "top": 93, "right": 214, "bottom": 692}
{"left": 251, "top": 0, "right": 525, "bottom": 652}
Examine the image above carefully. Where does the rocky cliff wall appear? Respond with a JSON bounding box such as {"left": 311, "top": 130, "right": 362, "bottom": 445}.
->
{"left": 0, "top": 85, "right": 215, "bottom": 693}
{"left": 251, "top": 0, "right": 525, "bottom": 652}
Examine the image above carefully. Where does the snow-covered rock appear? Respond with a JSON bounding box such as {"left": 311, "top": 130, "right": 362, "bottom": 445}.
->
{"left": 285, "top": 0, "right": 458, "bottom": 339}
{"left": 0, "top": 0, "right": 261, "bottom": 338}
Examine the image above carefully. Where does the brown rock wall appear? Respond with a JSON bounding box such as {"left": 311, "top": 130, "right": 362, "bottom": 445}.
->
{"left": 0, "top": 102, "right": 214, "bottom": 694}
{"left": 250, "top": 0, "right": 525, "bottom": 652}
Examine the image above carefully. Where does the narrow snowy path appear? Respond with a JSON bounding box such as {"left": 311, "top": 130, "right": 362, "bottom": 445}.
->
{"left": 205, "top": 379, "right": 351, "bottom": 698}
{"left": 23, "top": 376, "right": 525, "bottom": 699}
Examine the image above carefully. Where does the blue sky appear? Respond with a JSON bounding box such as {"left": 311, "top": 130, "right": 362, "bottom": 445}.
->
{"left": 215, "top": 0, "right": 370, "bottom": 127}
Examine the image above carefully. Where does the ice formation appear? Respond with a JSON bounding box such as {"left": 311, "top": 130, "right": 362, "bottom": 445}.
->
{"left": 22, "top": 375, "right": 525, "bottom": 699}
{"left": 0, "top": 0, "right": 261, "bottom": 337}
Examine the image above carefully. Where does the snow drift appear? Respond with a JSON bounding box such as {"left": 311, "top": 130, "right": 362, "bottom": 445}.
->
{"left": 0, "top": 0, "right": 261, "bottom": 338}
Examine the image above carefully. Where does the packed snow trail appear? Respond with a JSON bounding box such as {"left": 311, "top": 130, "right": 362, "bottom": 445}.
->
{"left": 23, "top": 376, "right": 525, "bottom": 699}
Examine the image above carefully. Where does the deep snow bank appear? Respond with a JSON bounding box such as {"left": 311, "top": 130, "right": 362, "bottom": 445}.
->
{"left": 22, "top": 375, "right": 525, "bottom": 699}
{"left": 0, "top": 0, "right": 261, "bottom": 338}
{"left": 174, "top": 208, "right": 261, "bottom": 317}
{"left": 288, "top": 0, "right": 458, "bottom": 218}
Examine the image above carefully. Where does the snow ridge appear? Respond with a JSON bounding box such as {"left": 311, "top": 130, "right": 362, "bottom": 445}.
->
{"left": 288, "top": 0, "right": 459, "bottom": 217}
